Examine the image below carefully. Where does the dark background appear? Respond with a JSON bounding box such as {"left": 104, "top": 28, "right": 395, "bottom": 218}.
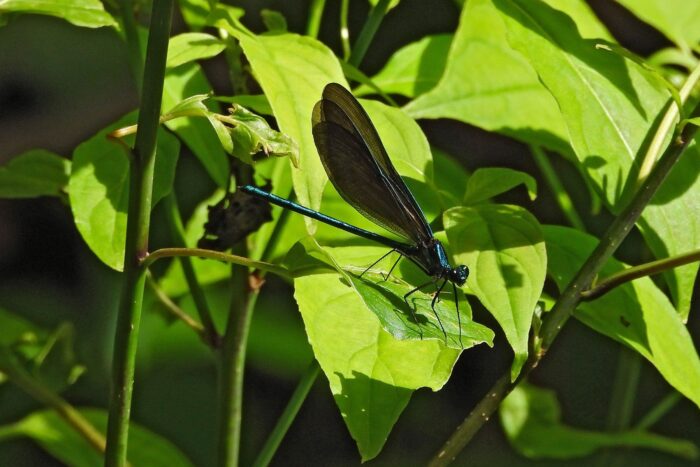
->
{"left": 1, "top": 0, "right": 699, "bottom": 465}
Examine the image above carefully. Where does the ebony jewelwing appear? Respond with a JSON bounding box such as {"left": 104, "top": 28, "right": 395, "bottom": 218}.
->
{"left": 241, "top": 83, "right": 469, "bottom": 345}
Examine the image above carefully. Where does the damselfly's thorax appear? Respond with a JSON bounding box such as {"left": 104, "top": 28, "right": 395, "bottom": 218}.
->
{"left": 406, "top": 238, "right": 468, "bottom": 286}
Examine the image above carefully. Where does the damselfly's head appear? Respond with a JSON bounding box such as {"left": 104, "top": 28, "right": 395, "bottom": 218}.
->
{"left": 448, "top": 265, "right": 469, "bottom": 286}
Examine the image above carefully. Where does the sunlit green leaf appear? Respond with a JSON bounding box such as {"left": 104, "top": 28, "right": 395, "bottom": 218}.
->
{"left": 355, "top": 34, "right": 452, "bottom": 98}
{"left": 0, "top": 409, "right": 194, "bottom": 467}
{"left": 463, "top": 167, "right": 537, "bottom": 205}
{"left": 292, "top": 239, "right": 490, "bottom": 460}
{"left": 166, "top": 33, "right": 226, "bottom": 68}
{"left": 163, "top": 63, "right": 228, "bottom": 188}
{"left": 0, "top": 150, "right": 70, "bottom": 199}
{"left": 229, "top": 27, "right": 345, "bottom": 229}
{"left": 616, "top": 0, "right": 700, "bottom": 51}
{"left": 545, "top": 226, "right": 700, "bottom": 408}
{"left": 0, "top": 0, "right": 117, "bottom": 28}
{"left": 404, "top": 0, "right": 571, "bottom": 155}
{"left": 69, "top": 113, "right": 179, "bottom": 271}
{"left": 445, "top": 205, "right": 546, "bottom": 379}
{"left": 501, "top": 383, "right": 699, "bottom": 459}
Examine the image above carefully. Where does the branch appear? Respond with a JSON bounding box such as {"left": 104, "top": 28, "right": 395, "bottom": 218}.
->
{"left": 143, "top": 247, "right": 291, "bottom": 279}
{"left": 581, "top": 247, "right": 700, "bottom": 301}
{"left": 429, "top": 101, "right": 700, "bottom": 466}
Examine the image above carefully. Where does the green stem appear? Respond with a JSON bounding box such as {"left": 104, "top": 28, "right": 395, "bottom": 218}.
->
{"left": 428, "top": 101, "right": 700, "bottom": 467}
{"left": 118, "top": 0, "right": 144, "bottom": 91}
{"left": 105, "top": 1, "right": 174, "bottom": 465}
{"left": 530, "top": 145, "right": 586, "bottom": 231}
{"left": 306, "top": 0, "right": 326, "bottom": 38}
{"left": 217, "top": 254, "right": 260, "bottom": 467}
{"left": 3, "top": 361, "right": 106, "bottom": 455}
{"left": 348, "top": 0, "right": 391, "bottom": 67}
{"left": 636, "top": 62, "right": 700, "bottom": 184}
{"left": 163, "top": 193, "right": 220, "bottom": 347}
{"left": 144, "top": 247, "right": 291, "bottom": 279}
{"left": 340, "top": 0, "right": 351, "bottom": 60}
{"left": 252, "top": 361, "right": 320, "bottom": 467}
{"left": 581, "top": 247, "right": 700, "bottom": 301}
{"left": 635, "top": 391, "right": 683, "bottom": 430}
{"left": 607, "top": 348, "right": 641, "bottom": 431}
{"left": 145, "top": 272, "right": 208, "bottom": 341}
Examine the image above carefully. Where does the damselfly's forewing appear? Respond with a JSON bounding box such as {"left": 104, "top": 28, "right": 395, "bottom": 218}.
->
{"left": 312, "top": 83, "right": 433, "bottom": 245}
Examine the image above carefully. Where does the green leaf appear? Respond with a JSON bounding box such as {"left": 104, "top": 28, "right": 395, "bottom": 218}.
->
{"left": 0, "top": 150, "right": 70, "bottom": 199}
{"left": 428, "top": 147, "right": 470, "bottom": 210}
{"left": 159, "top": 190, "right": 230, "bottom": 297}
{"left": 231, "top": 28, "right": 345, "bottom": 227}
{"left": 463, "top": 167, "right": 537, "bottom": 205}
{"left": 501, "top": 383, "right": 699, "bottom": 459}
{"left": 176, "top": 0, "right": 211, "bottom": 30}
{"left": 216, "top": 94, "right": 273, "bottom": 116}
{"left": 0, "top": 409, "right": 194, "bottom": 467}
{"left": 0, "top": 310, "right": 84, "bottom": 393}
{"left": 616, "top": 0, "right": 700, "bottom": 52}
{"left": 260, "top": 9, "right": 287, "bottom": 32}
{"left": 0, "top": 0, "right": 117, "bottom": 28}
{"left": 638, "top": 142, "right": 700, "bottom": 319}
{"left": 223, "top": 105, "right": 299, "bottom": 166}
{"left": 355, "top": 34, "right": 453, "bottom": 98}
{"left": 163, "top": 63, "right": 229, "bottom": 188}
{"left": 544, "top": 226, "right": 700, "bottom": 409}
{"left": 493, "top": 0, "right": 699, "bottom": 318}
{"left": 403, "top": 0, "right": 571, "bottom": 155}
{"left": 166, "top": 33, "right": 226, "bottom": 68}
{"left": 648, "top": 47, "right": 699, "bottom": 70}
{"left": 492, "top": 0, "right": 668, "bottom": 206}
{"left": 69, "top": 113, "right": 180, "bottom": 271}
{"left": 444, "top": 205, "right": 546, "bottom": 380}
{"left": 292, "top": 241, "right": 490, "bottom": 460}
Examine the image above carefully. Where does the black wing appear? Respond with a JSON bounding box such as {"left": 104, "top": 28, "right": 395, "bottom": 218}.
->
{"left": 312, "top": 83, "right": 433, "bottom": 244}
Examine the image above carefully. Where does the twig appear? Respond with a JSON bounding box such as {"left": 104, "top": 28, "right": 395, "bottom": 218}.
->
{"left": 348, "top": 0, "right": 391, "bottom": 67}
{"left": 163, "top": 193, "right": 220, "bottom": 347}
{"left": 145, "top": 272, "right": 208, "bottom": 341}
{"left": 581, "top": 248, "right": 700, "bottom": 301}
{"left": 252, "top": 361, "right": 320, "bottom": 467}
{"left": 143, "top": 247, "right": 291, "bottom": 279}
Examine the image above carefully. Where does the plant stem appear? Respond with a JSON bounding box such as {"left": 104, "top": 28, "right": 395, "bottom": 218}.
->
{"left": 581, "top": 247, "right": 700, "bottom": 301}
{"left": 118, "top": 0, "right": 143, "bottom": 91}
{"left": 607, "top": 348, "right": 641, "bottom": 430}
{"left": 530, "top": 145, "right": 586, "bottom": 231}
{"left": 163, "top": 193, "right": 220, "bottom": 346}
{"left": 340, "top": 0, "right": 351, "bottom": 60}
{"left": 252, "top": 361, "right": 320, "bottom": 467}
{"left": 348, "top": 0, "right": 391, "bottom": 67}
{"left": 105, "top": 1, "right": 173, "bottom": 465}
{"left": 145, "top": 272, "right": 208, "bottom": 341}
{"left": 635, "top": 391, "right": 683, "bottom": 430}
{"left": 428, "top": 105, "right": 700, "bottom": 466}
{"left": 3, "top": 360, "right": 106, "bottom": 454}
{"left": 636, "top": 62, "right": 700, "bottom": 184}
{"left": 306, "top": 0, "right": 326, "bottom": 38}
{"left": 144, "top": 247, "right": 291, "bottom": 279}
{"left": 217, "top": 255, "right": 260, "bottom": 467}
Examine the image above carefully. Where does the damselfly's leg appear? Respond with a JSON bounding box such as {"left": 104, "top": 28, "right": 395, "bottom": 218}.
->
{"left": 360, "top": 248, "right": 397, "bottom": 280}
{"left": 404, "top": 279, "right": 436, "bottom": 339}
{"left": 430, "top": 279, "right": 449, "bottom": 344}
{"left": 383, "top": 253, "right": 403, "bottom": 281}
{"left": 453, "top": 282, "right": 463, "bottom": 349}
